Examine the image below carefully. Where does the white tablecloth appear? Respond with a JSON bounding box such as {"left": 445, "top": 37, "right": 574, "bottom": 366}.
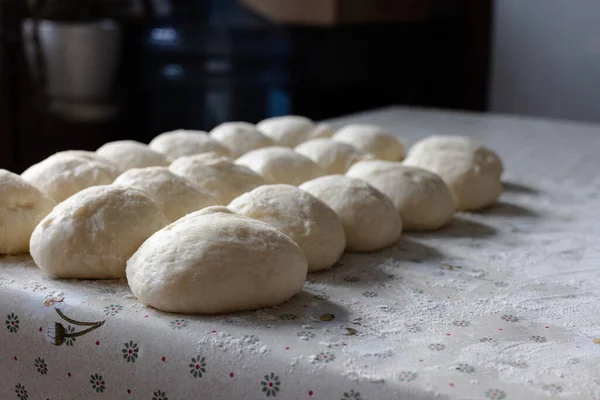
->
{"left": 1, "top": 107, "right": 599, "bottom": 400}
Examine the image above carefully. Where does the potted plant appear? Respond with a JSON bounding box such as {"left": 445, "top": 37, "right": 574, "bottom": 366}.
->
{"left": 21, "top": 0, "right": 154, "bottom": 122}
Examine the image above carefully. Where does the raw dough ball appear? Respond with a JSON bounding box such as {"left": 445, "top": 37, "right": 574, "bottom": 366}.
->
{"left": 169, "top": 155, "right": 266, "bottom": 203}
{"left": 310, "top": 123, "right": 335, "bottom": 140}
{"left": 149, "top": 129, "right": 230, "bottom": 161}
{"left": 404, "top": 136, "right": 503, "bottom": 210}
{"left": 30, "top": 185, "right": 168, "bottom": 279}
{"left": 333, "top": 124, "right": 405, "bottom": 161}
{"left": 236, "top": 147, "right": 324, "bottom": 186}
{"left": 0, "top": 169, "right": 56, "bottom": 254}
{"left": 295, "top": 138, "right": 372, "bottom": 174}
{"left": 113, "top": 167, "right": 219, "bottom": 221}
{"left": 229, "top": 184, "right": 345, "bottom": 271}
{"left": 126, "top": 206, "right": 307, "bottom": 314}
{"left": 257, "top": 116, "right": 315, "bottom": 147}
{"left": 347, "top": 161, "right": 455, "bottom": 231}
{"left": 21, "top": 151, "right": 121, "bottom": 203}
{"left": 96, "top": 140, "right": 169, "bottom": 170}
{"left": 209, "top": 122, "right": 275, "bottom": 158}
{"left": 257, "top": 116, "right": 330, "bottom": 147}
{"left": 300, "top": 175, "right": 402, "bottom": 252}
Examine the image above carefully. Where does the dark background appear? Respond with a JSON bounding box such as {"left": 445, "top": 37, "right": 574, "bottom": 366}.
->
{"left": 0, "top": 0, "right": 491, "bottom": 172}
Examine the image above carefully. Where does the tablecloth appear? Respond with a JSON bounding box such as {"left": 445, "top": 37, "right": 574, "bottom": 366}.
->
{"left": 1, "top": 107, "right": 600, "bottom": 400}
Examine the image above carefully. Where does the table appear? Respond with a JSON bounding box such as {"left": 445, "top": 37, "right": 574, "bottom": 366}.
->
{"left": 2, "top": 107, "right": 600, "bottom": 400}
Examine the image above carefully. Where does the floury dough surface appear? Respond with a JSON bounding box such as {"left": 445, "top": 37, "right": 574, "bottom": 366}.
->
{"left": 126, "top": 207, "right": 308, "bottom": 314}
{"left": 300, "top": 175, "right": 402, "bottom": 252}
{"left": 30, "top": 185, "right": 168, "bottom": 279}
{"left": 346, "top": 161, "right": 455, "bottom": 232}
{"left": 295, "top": 139, "right": 373, "bottom": 175}
{"left": 1, "top": 107, "right": 600, "bottom": 400}
{"left": 21, "top": 151, "right": 121, "bottom": 203}
{"left": 96, "top": 140, "right": 169, "bottom": 170}
{"left": 209, "top": 122, "right": 275, "bottom": 158}
{"left": 229, "top": 184, "right": 345, "bottom": 271}
{"left": 404, "top": 135, "right": 503, "bottom": 211}
{"left": 149, "top": 129, "right": 230, "bottom": 161}
{"left": 169, "top": 155, "right": 266, "bottom": 204}
{"left": 113, "top": 167, "right": 219, "bottom": 221}
{"left": 235, "top": 147, "right": 325, "bottom": 186}
{"left": 0, "top": 170, "right": 55, "bottom": 254}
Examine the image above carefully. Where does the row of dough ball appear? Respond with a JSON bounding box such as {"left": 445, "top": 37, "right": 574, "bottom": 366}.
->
{"left": 2, "top": 125, "right": 502, "bottom": 315}
{"left": 2, "top": 129, "right": 501, "bottom": 257}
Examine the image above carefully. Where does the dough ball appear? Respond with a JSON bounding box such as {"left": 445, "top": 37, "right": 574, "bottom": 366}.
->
{"left": 256, "top": 115, "right": 316, "bottom": 147}
{"left": 333, "top": 124, "right": 405, "bottom": 161}
{"left": 309, "top": 123, "right": 335, "bottom": 140}
{"left": 126, "top": 206, "right": 307, "bottom": 314}
{"left": 21, "top": 151, "right": 121, "bottom": 203}
{"left": 30, "top": 185, "right": 168, "bottom": 279}
{"left": 113, "top": 167, "right": 219, "bottom": 221}
{"left": 149, "top": 129, "right": 230, "bottom": 161}
{"left": 96, "top": 140, "right": 169, "bottom": 170}
{"left": 0, "top": 169, "right": 56, "bottom": 254}
{"left": 295, "top": 138, "right": 373, "bottom": 174}
{"left": 300, "top": 175, "right": 402, "bottom": 252}
{"left": 229, "top": 184, "right": 345, "bottom": 271}
{"left": 169, "top": 155, "right": 266, "bottom": 203}
{"left": 347, "top": 161, "right": 455, "bottom": 231}
{"left": 210, "top": 122, "right": 275, "bottom": 158}
{"left": 404, "top": 136, "right": 503, "bottom": 210}
{"left": 236, "top": 147, "right": 324, "bottom": 186}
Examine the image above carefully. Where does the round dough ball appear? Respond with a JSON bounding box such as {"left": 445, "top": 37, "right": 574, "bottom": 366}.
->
{"left": 236, "top": 147, "right": 324, "bottom": 186}
{"left": 333, "top": 124, "right": 405, "bottom": 161}
{"left": 96, "top": 140, "right": 169, "bottom": 170}
{"left": 300, "top": 175, "right": 402, "bottom": 252}
{"left": 21, "top": 151, "right": 121, "bottom": 203}
{"left": 256, "top": 115, "right": 315, "bottom": 147}
{"left": 126, "top": 206, "right": 307, "bottom": 314}
{"left": 209, "top": 122, "right": 275, "bottom": 158}
{"left": 309, "top": 123, "right": 335, "bottom": 140}
{"left": 0, "top": 169, "right": 56, "bottom": 254}
{"left": 30, "top": 185, "right": 169, "bottom": 279}
{"left": 229, "top": 184, "right": 345, "bottom": 271}
{"left": 347, "top": 161, "right": 455, "bottom": 231}
{"left": 295, "top": 138, "right": 373, "bottom": 174}
{"left": 404, "top": 136, "right": 503, "bottom": 211}
{"left": 149, "top": 129, "right": 230, "bottom": 161}
{"left": 113, "top": 167, "right": 219, "bottom": 221}
{"left": 169, "top": 155, "right": 266, "bottom": 204}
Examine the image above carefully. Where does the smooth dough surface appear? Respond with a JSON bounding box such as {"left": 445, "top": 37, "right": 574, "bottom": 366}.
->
{"left": 347, "top": 161, "right": 455, "bottom": 231}
{"left": 96, "top": 140, "right": 169, "bottom": 170}
{"left": 229, "top": 184, "right": 345, "bottom": 271}
{"left": 126, "top": 206, "right": 307, "bottom": 314}
{"left": 113, "top": 167, "right": 219, "bottom": 221}
{"left": 300, "top": 175, "right": 402, "bottom": 252}
{"left": 169, "top": 155, "right": 266, "bottom": 204}
{"left": 295, "top": 138, "right": 373, "bottom": 174}
{"left": 333, "top": 124, "right": 405, "bottom": 161}
{"left": 209, "top": 122, "right": 275, "bottom": 158}
{"left": 149, "top": 129, "right": 230, "bottom": 161}
{"left": 21, "top": 151, "right": 121, "bottom": 203}
{"left": 30, "top": 185, "right": 168, "bottom": 279}
{"left": 404, "top": 136, "right": 503, "bottom": 211}
{"left": 0, "top": 169, "right": 56, "bottom": 254}
{"left": 235, "top": 147, "right": 324, "bottom": 186}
